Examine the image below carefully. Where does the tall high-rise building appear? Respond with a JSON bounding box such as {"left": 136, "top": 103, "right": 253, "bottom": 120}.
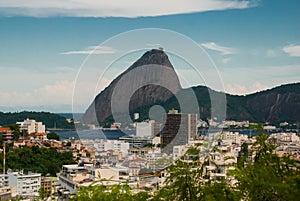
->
{"left": 161, "top": 109, "right": 197, "bottom": 152}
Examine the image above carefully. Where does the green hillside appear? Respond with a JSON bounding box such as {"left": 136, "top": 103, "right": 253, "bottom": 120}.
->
{"left": 0, "top": 111, "right": 75, "bottom": 129}
{"left": 126, "top": 82, "right": 300, "bottom": 125}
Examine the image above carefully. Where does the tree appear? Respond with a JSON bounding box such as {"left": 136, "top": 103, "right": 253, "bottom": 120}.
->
{"left": 152, "top": 141, "right": 238, "bottom": 201}
{"left": 200, "top": 180, "right": 241, "bottom": 201}
{"left": 152, "top": 159, "right": 203, "bottom": 201}
{"left": 0, "top": 135, "right": 3, "bottom": 148}
{"left": 70, "top": 184, "right": 150, "bottom": 201}
{"left": 47, "top": 132, "right": 60, "bottom": 141}
{"left": 230, "top": 131, "right": 300, "bottom": 200}
{"left": 5, "top": 124, "right": 21, "bottom": 141}
{"left": 39, "top": 187, "right": 50, "bottom": 200}
{"left": 0, "top": 146, "right": 75, "bottom": 176}
{"left": 143, "top": 143, "right": 154, "bottom": 148}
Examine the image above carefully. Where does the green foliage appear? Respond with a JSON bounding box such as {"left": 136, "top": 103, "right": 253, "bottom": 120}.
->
{"left": 153, "top": 160, "right": 203, "bottom": 201}
{"left": 199, "top": 181, "right": 241, "bottom": 201}
{"left": 186, "top": 147, "right": 199, "bottom": 156}
{"left": 143, "top": 143, "right": 154, "bottom": 148}
{"left": 230, "top": 133, "right": 300, "bottom": 201}
{"left": 65, "top": 141, "right": 72, "bottom": 146}
{"left": 156, "top": 143, "right": 167, "bottom": 148}
{"left": 70, "top": 184, "right": 150, "bottom": 201}
{"left": 4, "top": 124, "right": 21, "bottom": 141}
{"left": 47, "top": 132, "right": 60, "bottom": 141}
{"left": 0, "top": 135, "right": 3, "bottom": 148}
{"left": 0, "top": 146, "right": 75, "bottom": 176}
{"left": 39, "top": 187, "right": 50, "bottom": 200}
{"left": 0, "top": 111, "right": 75, "bottom": 129}
{"left": 152, "top": 143, "right": 240, "bottom": 201}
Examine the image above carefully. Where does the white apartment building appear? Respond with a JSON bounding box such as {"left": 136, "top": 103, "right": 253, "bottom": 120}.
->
{"left": 93, "top": 140, "right": 130, "bottom": 157}
{"left": 16, "top": 118, "right": 45, "bottom": 134}
{"left": 221, "top": 132, "right": 248, "bottom": 145}
{"left": 272, "top": 132, "right": 300, "bottom": 143}
{"left": 136, "top": 120, "right": 160, "bottom": 138}
{"left": 6, "top": 170, "right": 41, "bottom": 198}
{"left": 173, "top": 145, "right": 188, "bottom": 160}
{"left": 0, "top": 174, "right": 8, "bottom": 187}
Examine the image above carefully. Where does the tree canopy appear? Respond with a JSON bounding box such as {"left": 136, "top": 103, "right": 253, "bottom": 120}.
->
{"left": 0, "top": 111, "right": 74, "bottom": 129}
{"left": 0, "top": 146, "right": 75, "bottom": 176}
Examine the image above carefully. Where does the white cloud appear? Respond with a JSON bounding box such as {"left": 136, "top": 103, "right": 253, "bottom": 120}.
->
{"left": 61, "top": 45, "right": 116, "bottom": 55}
{"left": 146, "top": 44, "right": 162, "bottom": 48}
{"left": 222, "top": 58, "right": 231, "bottom": 64}
{"left": 0, "top": 81, "right": 75, "bottom": 106}
{"left": 283, "top": 44, "right": 300, "bottom": 57}
{"left": 201, "top": 42, "right": 236, "bottom": 55}
{"left": 225, "top": 82, "right": 269, "bottom": 95}
{"left": 0, "top": 0, "right": 254, "bottom": 17}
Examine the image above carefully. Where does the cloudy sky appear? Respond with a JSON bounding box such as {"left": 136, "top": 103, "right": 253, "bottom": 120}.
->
{"left": 0, "top": 0, "right": 299, "bottom": 113}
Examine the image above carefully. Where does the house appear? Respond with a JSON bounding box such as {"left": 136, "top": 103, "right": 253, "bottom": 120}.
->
{"left": 0, "top": 127, "right": 13, "bottom": 142}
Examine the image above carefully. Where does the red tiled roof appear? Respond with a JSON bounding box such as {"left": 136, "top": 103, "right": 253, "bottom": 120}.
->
{"left": 0, "top": 127, "right": 10, "bottom": 132}
{"left": 26, "top": 143, "right": 36, "bottom": 147}
{"left": 132, "top": 157, "right": 147, "bottom": 162}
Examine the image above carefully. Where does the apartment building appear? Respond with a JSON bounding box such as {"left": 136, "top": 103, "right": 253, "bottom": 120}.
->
{"left": 6, "top": 170, "right": 41, "bottom": 198}
{"left": 16, "top": 118, "right": 45, "bottom": 134}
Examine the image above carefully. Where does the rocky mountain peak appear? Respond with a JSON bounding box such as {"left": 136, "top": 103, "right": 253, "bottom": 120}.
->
{"left": 81, "top": 49, "right": 181, "bottom": 124}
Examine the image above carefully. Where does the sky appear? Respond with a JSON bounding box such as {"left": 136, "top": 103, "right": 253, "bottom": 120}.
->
{"left": 0, "top": 0, "right": 299, "bottom": 113}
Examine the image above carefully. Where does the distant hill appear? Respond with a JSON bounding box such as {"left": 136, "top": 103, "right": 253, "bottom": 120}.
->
{"left": 125, "top": 83, "right": 300, "bottom": 125}
{"left": 228, "top": 83, "right": 300, "bottom": 124}
{"left": 57, "top": 113, "right": 84, "bottom": 121}
{"left": 0, "top": 111, "right": 75, "bottom": 129}
{"left": 181, "top": 83, "right": 300, "bottom": 124}
{"left": 81, "top": 49, "right": 300, "bottom": 125}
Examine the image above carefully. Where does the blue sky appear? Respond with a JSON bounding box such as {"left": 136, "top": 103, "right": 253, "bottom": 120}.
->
{"left": 0, "top": 0, "right": 299, "bottom": 112}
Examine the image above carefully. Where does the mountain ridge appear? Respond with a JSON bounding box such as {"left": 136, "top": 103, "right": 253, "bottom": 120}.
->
{"left": 81, "top": 49, "right": 300, "bottom": 125}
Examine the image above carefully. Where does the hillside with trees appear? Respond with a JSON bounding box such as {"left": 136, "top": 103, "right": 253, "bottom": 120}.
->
{"left": 125, "top": 82, "right": 300, "bottom": 126}
{"left": 0, "top": 111, "right": 75, "bottom": 129}
{"left": 0, "top": 146, "right": 75, "bottom": 176}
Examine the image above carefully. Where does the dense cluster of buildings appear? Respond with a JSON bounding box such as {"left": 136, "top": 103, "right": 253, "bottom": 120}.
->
{"left": 0, "top": 114, "right": 299, "bottom": 200}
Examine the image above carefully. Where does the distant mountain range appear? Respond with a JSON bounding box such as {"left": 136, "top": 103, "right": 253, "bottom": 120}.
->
{"left": 82, "top": 49, "right": 300, "bottom": 125}
{"left": 172, "top": 83, "right": 300, "bottom": 124}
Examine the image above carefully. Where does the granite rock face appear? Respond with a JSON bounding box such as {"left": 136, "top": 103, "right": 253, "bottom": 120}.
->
{"left": 81, "top": 49, "right": 182, "bottom": 124}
